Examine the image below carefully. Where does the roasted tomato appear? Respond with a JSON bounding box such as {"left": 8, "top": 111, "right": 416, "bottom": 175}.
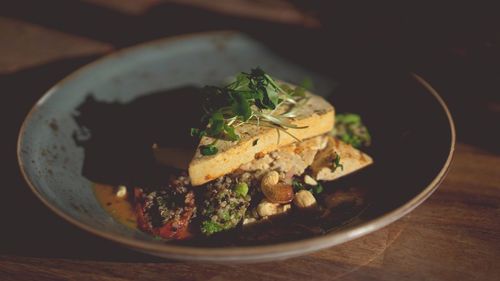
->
{"left": 134, "top": 175, "right": 196, "bottom": 240}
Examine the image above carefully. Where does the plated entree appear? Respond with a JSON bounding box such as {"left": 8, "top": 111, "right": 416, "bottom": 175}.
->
{"left": 94, "top": 68, "right": 373, "bottom": 241}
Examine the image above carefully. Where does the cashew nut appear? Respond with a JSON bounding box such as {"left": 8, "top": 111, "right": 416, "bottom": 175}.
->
{"left": 257, "top": 199, "right": 291, "bottom": 217}
{"left": 304, "top": 175, "right": 318, "bottom": 186}
{"left": 293, "top": 190, "right": 317, "bottom": 209}
{"left": 261, "top": 171, "right": 279, "bottom": 188}
{"left": 242, "top": 217, "right": 257, "bottom": 226}
{"left": 260, "top": 171, "right": 294, "bottom": 203}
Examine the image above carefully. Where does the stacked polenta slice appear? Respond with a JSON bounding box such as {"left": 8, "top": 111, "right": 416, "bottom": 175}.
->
{"left": 188, "top": 87, "right": 372, "bottom": 186}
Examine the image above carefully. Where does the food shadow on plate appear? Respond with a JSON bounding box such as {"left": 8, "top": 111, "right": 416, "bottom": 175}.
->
{"left": 327, "top": 72, "right": 453, "bottom": 221}
{"left": 0, "top": 55, "right": 167, "bottom": 261}
{"left": 72, "top": 86, "right": 204, "bottom": 189}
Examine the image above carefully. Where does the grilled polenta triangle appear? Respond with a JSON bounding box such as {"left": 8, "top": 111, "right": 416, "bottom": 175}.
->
{"left": 189, "top": 91, "right": 334, "bottom": 186}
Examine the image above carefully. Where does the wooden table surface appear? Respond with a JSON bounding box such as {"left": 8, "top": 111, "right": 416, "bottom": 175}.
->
{"left": 1, "top": 1, "right": 499, "bottom": 280}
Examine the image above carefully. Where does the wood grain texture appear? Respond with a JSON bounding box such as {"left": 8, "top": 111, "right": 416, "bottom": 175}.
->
{"left": 80, "top": 0, "right": 161, "bottom": 15}
{"left": 167, "top": 0, "right": 320, "bottom": 26}
{"left": 0, "top": 17, "right": 113, "bottom": 74}
{"left": 1, "top": 144, "right": 499, "bottom": 281}
{"left": 1, "top": 1, "right": 499, "bottom": 279}
{"left": 79, "top": 0, "right": 318, "bottom": 25}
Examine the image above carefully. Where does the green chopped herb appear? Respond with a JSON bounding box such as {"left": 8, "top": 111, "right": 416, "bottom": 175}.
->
{"left": 206, "top": 111, "right": 225, "bottom": 136}
{"left": 332, "top": 153, "right": 344, "bottom": 173}
{"left": 336, "top": 113, "right": 360, "bottom": 123}
{"left": 201, "top": 221, "right": 224, "bottom": 235}
{"left": 223, "top": 124, "right": 240, "bottom": 142}
{"left": 333, "top": 113, "right": 371, "bottom": 148}
{"left": 231, "top": 92, "right": 252, "bottom": 121}
{"left": 234, "top": 182, "right": 249, "bottom": 197}
{"left": 200, "top": 144, "right": 218, "bottom": 156}
{"left": 190, "top": 128, "right": 205, "bottom": 138}
{"left": 292, "top": 179, "right": 305, "bottom": 191}
{"left": 313, "top": 183, "right": 324, "bottom": 195}
{"left": 301, "top": 77, "right": 314, "bottom": 91}
{"left": 192, "top": 68, "right": 310, "bottom": 155}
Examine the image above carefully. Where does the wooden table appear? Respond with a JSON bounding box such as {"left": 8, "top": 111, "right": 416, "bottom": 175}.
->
{"left": 1, "top": 1, "right": 499, "bottom": 280}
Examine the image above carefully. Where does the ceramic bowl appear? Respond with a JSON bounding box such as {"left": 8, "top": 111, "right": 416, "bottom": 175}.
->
{"left": 18, "top": 31, "right": 455, "bottom": 262}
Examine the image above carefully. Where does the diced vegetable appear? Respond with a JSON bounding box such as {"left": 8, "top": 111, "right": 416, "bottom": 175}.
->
{"left": 235, "top": 182, "right": 249, "bottom": 197}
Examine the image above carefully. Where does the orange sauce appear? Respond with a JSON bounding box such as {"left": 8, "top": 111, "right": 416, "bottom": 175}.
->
{"left": 93, "top": 183, "right": 137, "bottom": 229}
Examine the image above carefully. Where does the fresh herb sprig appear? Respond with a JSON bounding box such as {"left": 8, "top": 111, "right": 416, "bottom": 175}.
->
{"left": 192, "top": 68, "right": 310, "bottom": 155}
{"left": 292, "top": 178, "right": 324, "bottom": 195}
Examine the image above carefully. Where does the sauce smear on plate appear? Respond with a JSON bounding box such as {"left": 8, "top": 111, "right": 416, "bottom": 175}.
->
{"left": 93, "top": 183, "right": 137, "bottom": 229}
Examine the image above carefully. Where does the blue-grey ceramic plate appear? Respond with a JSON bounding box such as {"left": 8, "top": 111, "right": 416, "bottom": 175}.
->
{"left": 18, "top": 31, "right": 455, "bottom": 262}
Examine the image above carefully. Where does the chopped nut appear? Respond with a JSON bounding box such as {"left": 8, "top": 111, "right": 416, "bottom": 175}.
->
{"left": 116, "top": 185, "right": 127, "bottom": 199}
{"left": 304, "top": 175, "right": 318, "bottom": 186}
{"left": 261, "top": 171, "right": 280, "bottom": 188}
{"left": 293, "top": 190, "right": 317, "bottom": 209}
{"left": 281, "top": 204, "right": 292, "bottom": 213}
{"left": 260, "top": 171, "right": 293, "bottom": 203}
{"left": 242, "top": 217, "right": 257, "bottom": 225}
{"left": 256, "top": 199, "right": 291, "bottom": 217}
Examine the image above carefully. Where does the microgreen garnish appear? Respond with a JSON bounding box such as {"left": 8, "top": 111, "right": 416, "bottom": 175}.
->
{"left": 192, "top": 68, "right": 310, "bottom": 155}
{"left": 200, "top": 144, "right": 218, "bottom": 156}
{"left": 332, "top": 153, "right": 344, "bottom": 173}
{"left": 190, "top": 128, "right": 206, "bottom": 138}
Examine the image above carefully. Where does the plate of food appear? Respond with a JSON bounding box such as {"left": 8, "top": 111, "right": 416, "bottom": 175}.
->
{"left": 17, "top": 31, "right": 455, "bottom": 262}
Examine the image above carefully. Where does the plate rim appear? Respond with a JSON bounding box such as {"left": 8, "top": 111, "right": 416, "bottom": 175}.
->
{"left": 17, "top": 30, "right": 456, "bottom": 262}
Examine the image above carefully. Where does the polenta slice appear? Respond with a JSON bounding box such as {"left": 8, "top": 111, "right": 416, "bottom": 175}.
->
{"left": 189, "top": 93, "right": 334, "bottom": 186}
{"left": 311, "top": 136, "right": 373, "bottom": 181}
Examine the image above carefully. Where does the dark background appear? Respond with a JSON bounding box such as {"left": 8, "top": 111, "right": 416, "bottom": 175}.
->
{"left": 2, "top": 0, "right": 499, "bottom": 151}
{"left": 1, "top": 0, "right": 499, "bottom": 280}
